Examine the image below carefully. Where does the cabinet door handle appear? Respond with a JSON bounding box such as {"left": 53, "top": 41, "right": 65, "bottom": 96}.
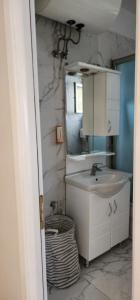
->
{"left": 108, "top": 202, "right": 112, "bottom": 216}
{"left": 113, "top": 200, "right": 117, "bottom": 214}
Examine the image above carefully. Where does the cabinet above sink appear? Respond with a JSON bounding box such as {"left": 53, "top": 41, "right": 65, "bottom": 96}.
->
{"left": 83, "top": 71, "right": 121, "bottom": 136}
{"left": 65, "top": 62, "right": 121, "bottom": 138}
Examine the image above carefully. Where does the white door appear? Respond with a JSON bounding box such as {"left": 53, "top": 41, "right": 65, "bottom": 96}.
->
{"left": 110, "top": 182, "right": 130, "bottom": 248}
{"left": 90, "top": 194, "right": 111, "bottom": 259}
{"left": 29, "top": 1, "right": 47, "bottom": 299}
{"left": 106, "top": 72, "right": 120, "bottom": 136}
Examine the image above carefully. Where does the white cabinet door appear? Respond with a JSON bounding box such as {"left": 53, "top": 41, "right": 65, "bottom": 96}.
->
{"left": 106, "top": 73, "right": 120, "bottom": 136}
{"left": 93, "top": 72, "right": 120, "bottom": 136}
{"left": 83, "top": 75, "right": 94, "bottom": 135}
{"left": 66, "top": 185, "right": 91, "bottom": 260}
{"left": 107, "top": 73, "right": 120, "bottom": 100}
{"left": 110, "top": 182, "right": 130, "bottom": 248}
{"left": 89, "top": 193, "right": 111, "bottom": 260}
{"left": 107, "top": 109, "right": 120, "bottom": 136}
{"left": 93, "top": 73, "right": 107, "bottom": 136}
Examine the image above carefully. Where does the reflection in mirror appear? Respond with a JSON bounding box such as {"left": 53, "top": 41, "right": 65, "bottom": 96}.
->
{"left": 65, "top": 74, "right": 107, "bottom": 155}
{"left": 65, "top": 74, "right": 87, "bottom": 155}
{"left": 74, "top": 82, "right": 83, "bottom": 113}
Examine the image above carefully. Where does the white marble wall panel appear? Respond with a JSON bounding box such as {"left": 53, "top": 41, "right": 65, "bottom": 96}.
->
{"left": 98, "top": 32, "right": 135, "bottom": 67}
{"left": 36, "top": 16, "right": 98, "bottom": 216}
{"left": 36, "top": 16, "right": 135, "bottom": 216}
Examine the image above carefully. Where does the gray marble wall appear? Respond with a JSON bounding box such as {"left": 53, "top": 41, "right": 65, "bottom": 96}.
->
{"left": 36, "top": 16, "right": 135, "bottom": 216}
{"left": 98, "top": 32, "right": 135, "bottom": 67}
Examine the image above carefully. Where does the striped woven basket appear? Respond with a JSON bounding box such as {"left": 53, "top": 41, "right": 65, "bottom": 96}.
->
{"left": 45, "top": 215, "right": 80, "bottom": 288}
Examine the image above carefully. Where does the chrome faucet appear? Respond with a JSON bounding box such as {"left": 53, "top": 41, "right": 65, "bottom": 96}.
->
{"left": 90, "top": 163, "right": 103, "bottom": 176}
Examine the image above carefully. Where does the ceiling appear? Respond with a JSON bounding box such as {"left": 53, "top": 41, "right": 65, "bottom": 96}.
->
{"left": 122, "top": 0, "right": 136, "bottom": 14}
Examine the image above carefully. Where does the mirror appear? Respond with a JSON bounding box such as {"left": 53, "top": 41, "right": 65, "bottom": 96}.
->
{"left": 65, "top": 74, "right": 107, "bottom": 155}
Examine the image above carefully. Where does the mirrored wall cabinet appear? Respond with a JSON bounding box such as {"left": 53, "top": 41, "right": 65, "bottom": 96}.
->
{"left": 83, "top": 71, "right": 120, "bottom": 136}
{"left": 65, "top": 62, "right": 121, "bottom": 137}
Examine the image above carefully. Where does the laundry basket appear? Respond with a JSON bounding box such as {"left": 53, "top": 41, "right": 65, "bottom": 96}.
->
{"left": 45, "top": 215, "right": 80, "bottom": 288}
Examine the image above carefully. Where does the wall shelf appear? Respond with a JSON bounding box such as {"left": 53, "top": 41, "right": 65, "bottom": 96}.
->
{"left": 65, "top": 62, "right": 120, "bottom": 76}
{"left": 67, "top": 152, "right": 115, "bottom": 162}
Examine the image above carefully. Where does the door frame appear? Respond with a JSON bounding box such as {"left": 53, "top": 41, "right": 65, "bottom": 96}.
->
{"left": 112, "top": 54, "right": 135, "bottom": 67}
{"left": 132, "top": 1, "right": 140, "bottom": 299}
{"left": 29, "top": 0, "right": 47, "bottom": 299}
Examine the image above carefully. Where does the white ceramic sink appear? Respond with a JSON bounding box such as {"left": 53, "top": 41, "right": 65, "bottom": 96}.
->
{"left": 65, "top": 169, "right": 131, "bottom": 197}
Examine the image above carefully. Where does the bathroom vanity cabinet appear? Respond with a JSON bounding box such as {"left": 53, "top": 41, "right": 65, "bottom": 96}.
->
{"left": 66, "top": 181, "right": 130, "bottom": 265}
{"left": 83, "top": 72, "right": 120, "bottom": 136}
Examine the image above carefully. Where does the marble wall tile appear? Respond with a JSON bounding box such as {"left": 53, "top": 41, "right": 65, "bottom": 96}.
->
{"left": 98, "top": 32, "right": 135, "bottom": 67}
{"left": 36, "top": 16, "right": 98, "bottom": 216}
{"left": 36, "top": 16, "right": 135, "bottom": 216}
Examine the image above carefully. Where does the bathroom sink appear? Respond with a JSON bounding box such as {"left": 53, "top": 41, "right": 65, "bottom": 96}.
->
{"left": 65, "top": 169, "right": 131, "bottom": 197}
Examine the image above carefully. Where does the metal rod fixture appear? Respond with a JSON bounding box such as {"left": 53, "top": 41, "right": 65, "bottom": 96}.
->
{"left": 52, "top": 20, "right": 85, "bottom": 60}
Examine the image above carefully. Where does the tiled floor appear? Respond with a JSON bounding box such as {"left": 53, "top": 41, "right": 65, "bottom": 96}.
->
{"left": 48, "top": 239, "right": 132, "bottom": 300}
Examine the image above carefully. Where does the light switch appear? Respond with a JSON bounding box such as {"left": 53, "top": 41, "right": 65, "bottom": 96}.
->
{"left": 56, "top": 125, "right": 64, "bottom": 144}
